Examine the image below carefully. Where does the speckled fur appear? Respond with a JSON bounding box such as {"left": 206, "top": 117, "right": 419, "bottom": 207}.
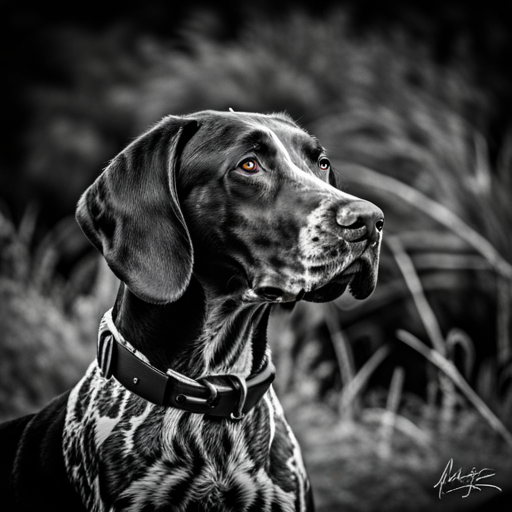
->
{"left": 63, "top": 357, "right": 309, "bottom": 512}
{"left": 57, "top": 110, "right": 383, "bottom": 511}
{"left": 62, "top": 308, "right": 310, "bottom": 512}
{"left": 0, "top": 110, "right": 384, "bottom": 512}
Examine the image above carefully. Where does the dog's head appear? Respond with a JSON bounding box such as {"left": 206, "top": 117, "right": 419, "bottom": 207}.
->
{"left": 76, "top": 110, "right": 383, "bottom": 305}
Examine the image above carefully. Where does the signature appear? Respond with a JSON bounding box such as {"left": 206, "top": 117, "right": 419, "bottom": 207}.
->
{"left": 434, "top": 458, "right": 502, "bottom": 499}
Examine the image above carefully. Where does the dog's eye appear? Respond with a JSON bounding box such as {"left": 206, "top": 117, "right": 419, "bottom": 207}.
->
{"left": 238, "top": 159, "right": 260, "bottom": 174}
{"left": 318, "top": 157, "right": 331, "bottom": 171}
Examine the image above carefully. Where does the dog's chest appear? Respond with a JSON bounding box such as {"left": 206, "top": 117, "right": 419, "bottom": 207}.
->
{"left": 62, "top": 362, "right": 309, "bottom": 512}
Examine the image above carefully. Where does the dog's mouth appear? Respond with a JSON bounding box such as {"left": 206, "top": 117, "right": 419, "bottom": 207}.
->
{"left": 244, "top": 245, "right": 380, "bottom": 304}
{"left": 302, "top": 260, "right": 362, "bottom": 303}
{"left": 247, "top": 259, "right": 372, "bottom": 304}
{"left": 302, "top": 246, "right": 381, "bottom": 303}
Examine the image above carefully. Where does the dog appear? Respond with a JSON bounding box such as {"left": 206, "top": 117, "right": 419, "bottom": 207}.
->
{"left": 0, "top": 110, "right": 383, "bottom": 511}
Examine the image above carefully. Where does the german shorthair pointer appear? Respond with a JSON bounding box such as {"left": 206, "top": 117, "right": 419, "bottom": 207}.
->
{"left": 0, "top": 110, "right": 383, "bottom": 511}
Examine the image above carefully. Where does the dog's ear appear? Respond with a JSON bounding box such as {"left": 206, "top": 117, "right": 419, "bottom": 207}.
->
{"left": 329, "top": 167, "right": 338, "bottom": 188}
{"left": 76, "top": 117, "right": 199, "bottom": 304}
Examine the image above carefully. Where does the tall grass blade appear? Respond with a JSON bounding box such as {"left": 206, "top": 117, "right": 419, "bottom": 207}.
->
{"left": 325, "top": 304, "right": 357, "bottom": 419}
{"left": 338, "top": 344, "right": 390, "bottom": 419}
{"left": 445, "top": 328, "right": 476, "bottom": 380}
{"left": 337, "top": 162, "right": 512, "bottom": 279}
{"left": 396, "top": 329, "right": 512, "bottom": 449}
{"left": 386, "top": 236, "right": 445, "bottom": 354}
{"left": 476, "top": 359, "right": 497, "bottom": 409}
{"left": 0, "top": 208, "right": 15, "bottom": 239}
{"left": 472, "top": 132, "right": 492, "bottom": 195}
{"left": 364, "top": 408, "right": 431, "bottom": 448}
{"left": 4, "top": 203, "right": 40, "bottom": 284}
{"left": 17, "top": 203, "right": 39, "bottom": 247}
{"left": 379, "top": 366, "right": 405, "bottom": 458}
{"left": 496, "top": 128, "right": 512, "bottom": 190}
{"left": 32, "top": 242, "right": 59, "bottom": 293}
{"left": 326, "top": 304, "right": 356, "bottom": 387}
{"left": 497, "top": 277, "right": 511, "bottom": 365}
{"left": 387, "top": 235, "right": 457, "bottom": 428}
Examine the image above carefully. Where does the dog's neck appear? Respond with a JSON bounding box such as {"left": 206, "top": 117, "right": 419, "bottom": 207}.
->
{"left": 112, "top": 279, "right": 272, "bottom": 379}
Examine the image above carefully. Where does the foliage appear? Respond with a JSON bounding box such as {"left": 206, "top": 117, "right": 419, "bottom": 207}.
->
{"left": 0, "top": 206, "right": 117, "bottom": 420}
{"left": 1, "top": 7, "right": 512, "bottom": 511}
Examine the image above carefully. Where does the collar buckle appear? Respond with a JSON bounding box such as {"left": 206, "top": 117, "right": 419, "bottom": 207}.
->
{"left": 97, "top": 308, "right": 275, "bottom": 419}
{"left": 175, "top": 378, "right": 221, "bottom": 409}
{"left": 228, "top": 375, "right": 248, "bottom": 420}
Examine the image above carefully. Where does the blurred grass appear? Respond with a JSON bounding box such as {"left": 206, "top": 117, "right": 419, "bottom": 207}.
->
{"left": 270, "top": 300, "right": 512, "bottom": 511}
{"left": 0, "top": 206, "right": 117, "bottom": 420}
{"left": 1, "top": 7, "right": 512, "bottom": 511}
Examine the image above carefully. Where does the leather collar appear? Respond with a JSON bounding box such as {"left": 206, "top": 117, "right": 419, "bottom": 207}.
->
{"left": 96, "top": 309, "right": 275, "bottom": 420}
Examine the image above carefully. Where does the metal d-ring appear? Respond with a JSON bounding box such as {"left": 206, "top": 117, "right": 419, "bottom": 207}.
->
{"left": 229, "top": 375, "right": 248, "bottom": 421}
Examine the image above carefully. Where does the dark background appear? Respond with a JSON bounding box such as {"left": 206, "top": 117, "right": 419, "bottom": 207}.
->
{"left": 2, "top": 0, "right": 512, "bottom": 225}
{"left": 1, "top": 1, "right": 512, "bottom": 510}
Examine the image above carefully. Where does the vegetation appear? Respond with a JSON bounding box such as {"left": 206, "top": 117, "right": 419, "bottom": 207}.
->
{"left": 0, "top": 206, "right": 117, "bottom": 419}
{"left": 1, "top": 7, "right": 511, "bottom": 511}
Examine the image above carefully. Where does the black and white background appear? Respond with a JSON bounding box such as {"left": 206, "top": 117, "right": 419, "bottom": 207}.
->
{"left": 1, "top": 1, "right": 512, "bottom": 510}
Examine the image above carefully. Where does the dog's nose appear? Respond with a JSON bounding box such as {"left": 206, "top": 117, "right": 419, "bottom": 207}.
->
{"left": 336, "top": 200, "right": 384, "bottom": 244}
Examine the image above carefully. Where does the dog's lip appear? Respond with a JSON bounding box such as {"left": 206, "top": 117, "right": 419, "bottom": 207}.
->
{"left": 310, "top": 260, "right": 361, "bottom": 291}
{"left": 299, "top": 260, "right": 363, "bottom": 303}
{"left": 243, "top": 286, "right": 302, "bottom": 303}
{"left": 244, "top": 261, "right": 363, "bottom": 303}
{"left": 333, "top": 260, "right": 362, "bottom": 282}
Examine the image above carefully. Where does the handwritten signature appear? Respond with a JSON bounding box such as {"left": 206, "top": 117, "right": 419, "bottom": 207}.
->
{"left": 434, "top": 458, "right": 502, "bottom": 499}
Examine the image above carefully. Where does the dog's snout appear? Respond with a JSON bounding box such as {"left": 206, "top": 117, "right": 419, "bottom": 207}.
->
{"left": 336, "top": 201, "right": 384, "bottom": 243}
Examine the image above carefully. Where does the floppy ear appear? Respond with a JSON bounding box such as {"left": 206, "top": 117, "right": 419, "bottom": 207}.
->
{"left": 76, "top": 116, "right": 199, "bottom": 304}
{"left": 329, "top": 167, "right": 338, "bottom": 188}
